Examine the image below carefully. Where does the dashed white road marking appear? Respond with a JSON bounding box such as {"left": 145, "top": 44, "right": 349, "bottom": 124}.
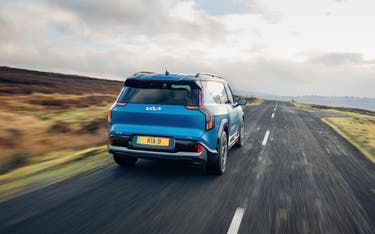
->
{"left": 227, "top": 207, "right": 245, "bottom": 234}
{"left": 271, "top": 113, "right": 275, "bottom": 118}
{"left": 262, "top": 130, "right": 270, "bottom": 146}
{"left": 302, "top": 152, "right": 308, "bottom": 164}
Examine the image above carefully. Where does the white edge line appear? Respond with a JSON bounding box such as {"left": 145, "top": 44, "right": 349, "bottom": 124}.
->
{"left": 227, "top": 207, "right": 245, "bottom": 234}
{"left": 262, "top": 130, "right": 270, "bottom": 146}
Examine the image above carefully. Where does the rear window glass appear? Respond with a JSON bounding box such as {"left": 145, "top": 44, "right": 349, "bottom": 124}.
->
{"left": 201, "top": 81, "right": 228, "bottom": 104}
{"left": 118, "top": 81, "right": 199, "bottom": 106}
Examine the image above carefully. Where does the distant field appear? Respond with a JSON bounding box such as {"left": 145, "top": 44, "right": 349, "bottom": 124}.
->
{"left": 234, "top": 95, "right": 264, "bottom": 106}
{"left": 293, "top": 102, "right": 375, "bottom": 163}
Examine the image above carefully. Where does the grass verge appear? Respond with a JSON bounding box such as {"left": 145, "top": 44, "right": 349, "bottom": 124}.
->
{"left": 292, "top": 102, "right": 313, "bottom": 109}
{"left": 0, "top": 145, "right": 112, "bottom": 202}
{"left": 322, "top": 117, "right": 375, "bottom": 163}
{"left": 246, "top": 98, "right": 264, "bottom": 106}
{"left": 293, "top": 102, "right": 375, "bottom": 163}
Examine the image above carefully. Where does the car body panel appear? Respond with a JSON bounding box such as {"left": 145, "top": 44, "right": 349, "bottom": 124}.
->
{"left": 111, "top": 104, "right": 205, "bottom": 131}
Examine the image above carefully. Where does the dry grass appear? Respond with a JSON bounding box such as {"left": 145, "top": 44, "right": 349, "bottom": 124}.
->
{"left": 292, "top": 102, "right": 313, "bottom": 109}
{"left": 0, "top": 67, "right": 121, "bottom": 199}
{"left": 0, "top": 95, "right": 110, "bottom": 166}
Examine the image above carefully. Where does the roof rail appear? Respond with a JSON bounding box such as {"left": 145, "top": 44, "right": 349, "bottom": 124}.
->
{"left": 195, "top": 72, "right": 224, "bottom": 80}
{"left": 132, "top": 71, "right": 156, "bottom": 76}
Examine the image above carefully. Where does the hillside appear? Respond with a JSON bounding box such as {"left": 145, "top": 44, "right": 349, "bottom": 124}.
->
{"left": 0, "top": 66, "right": 122, "bottom": 95}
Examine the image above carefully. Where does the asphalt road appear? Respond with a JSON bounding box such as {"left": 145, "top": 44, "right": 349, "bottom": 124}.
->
{"left": 1, "top": 101, "right": 374, "bottom": 234}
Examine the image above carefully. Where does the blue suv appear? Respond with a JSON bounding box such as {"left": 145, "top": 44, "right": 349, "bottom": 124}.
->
{"left": 107, "top": 71, "right": 247, "bottom": 175}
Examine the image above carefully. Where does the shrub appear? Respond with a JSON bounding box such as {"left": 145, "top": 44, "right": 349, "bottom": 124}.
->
{"left": 48, "top": 121, "right": 71, "bottom": 133}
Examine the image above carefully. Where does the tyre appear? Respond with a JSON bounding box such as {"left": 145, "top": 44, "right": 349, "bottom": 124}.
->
{"left": 206, "top": 131, "right": 228, "bottom": 175}
{"left": 234, "top": 122, "right": 244, "bottom": 148}
{"left": 113, "top": 154, "right": 138, "bottom": 167}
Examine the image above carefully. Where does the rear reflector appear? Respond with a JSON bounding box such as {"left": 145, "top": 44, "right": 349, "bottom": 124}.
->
{"left": 107, "top": 110, "right": 111, "bottom": 124}
{"left": 196, "top": 143, "right": 202, "bottom": 153}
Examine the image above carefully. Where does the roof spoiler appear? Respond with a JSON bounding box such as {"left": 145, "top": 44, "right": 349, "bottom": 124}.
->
{"left": 131, "top": 71, "right": 156, "bottom": 76}
{"left": 195, "top": 72, "right": 224, "bottom": 80}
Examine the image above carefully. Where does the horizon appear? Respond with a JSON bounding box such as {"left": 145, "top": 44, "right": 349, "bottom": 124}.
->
{"left": 3, "top": 65, "right": 375, "bottom": 101}
{"left": 1, "top": 0, "right": 375, "bottom": 98}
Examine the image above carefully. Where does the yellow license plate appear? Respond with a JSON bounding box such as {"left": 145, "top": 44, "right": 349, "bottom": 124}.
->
{"left": 137, "top": 136, "right": 170, "bottom": 146}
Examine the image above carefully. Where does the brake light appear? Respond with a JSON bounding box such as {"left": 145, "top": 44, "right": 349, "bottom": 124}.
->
{"left": 109, "top": 136, "right": 113, "bottom": 146}
{"left": 185, "top": 89, "right": 214, "bottom": 130}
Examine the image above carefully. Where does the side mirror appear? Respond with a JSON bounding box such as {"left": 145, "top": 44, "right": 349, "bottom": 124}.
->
{"left": 237, "top": 98, "right": 247, "bottom": 106}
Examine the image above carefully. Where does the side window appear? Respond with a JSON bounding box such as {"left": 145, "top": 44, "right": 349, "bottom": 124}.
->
{"left": 202, "top": 81, "right": 228, "bottom": 104}
{"left": 224, "top": 84, "right": 234, "bottom": 104}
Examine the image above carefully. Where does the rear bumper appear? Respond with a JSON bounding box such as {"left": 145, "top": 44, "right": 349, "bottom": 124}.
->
{"left": 108, "top": 145, "right": 209, "bottom": 162}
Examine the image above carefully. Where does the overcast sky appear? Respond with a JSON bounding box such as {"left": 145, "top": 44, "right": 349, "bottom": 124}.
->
{"left": 1, "top": 0, "right": 375, "bottom": 97}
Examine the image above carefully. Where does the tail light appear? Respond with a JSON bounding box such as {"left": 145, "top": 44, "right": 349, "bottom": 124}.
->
{"left": 200, "top": 106, "right": 213, "bottom": 130}
{"left": 109, "top": 136, "right": 113, "bottom": 145}
{"left": 186, "top": 90, "right": 214, "bottom": 130}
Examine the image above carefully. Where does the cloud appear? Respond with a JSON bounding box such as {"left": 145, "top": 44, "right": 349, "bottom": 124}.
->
{"left": 47, "top": 0, "right": 226, "bottom": 39}
{"left": 0, "top": 0, "right": 375, "bottom": 98}
{"left": 212, "top": 57, "right": 375, "bottom": 97}
{"left": 242, "top": 0, "right": 282, "bottom": 23}
{"left": 305, "top": 52, "right": 373, "bottom": 66}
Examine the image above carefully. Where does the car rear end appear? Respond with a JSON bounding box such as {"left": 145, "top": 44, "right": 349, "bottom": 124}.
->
{"left": 107, "top": 74, "right": 218, "bottom": 163}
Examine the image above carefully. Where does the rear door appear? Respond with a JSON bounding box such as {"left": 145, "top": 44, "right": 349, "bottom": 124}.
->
{"left": 109, "top": 80, "right": 206, "bottom": 140}
{"left": 222, "top": 83, "right": 240, "bottom": 143}
{"left": 201, "top": 81, "right": 239, "bottom": 142}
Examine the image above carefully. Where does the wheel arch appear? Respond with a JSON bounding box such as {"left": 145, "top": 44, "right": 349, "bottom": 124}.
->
{"left": 217, "top": 118, "right": 228, "bottom": 147}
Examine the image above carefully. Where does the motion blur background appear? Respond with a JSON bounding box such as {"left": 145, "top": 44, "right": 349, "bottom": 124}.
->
{"left": 1, "top": 0, "right": 375, "bottom": 200}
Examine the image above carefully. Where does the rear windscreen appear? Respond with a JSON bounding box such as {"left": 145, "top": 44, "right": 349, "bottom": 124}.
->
{"left": 118, "top": 81, "right": 199, "bottom": 106}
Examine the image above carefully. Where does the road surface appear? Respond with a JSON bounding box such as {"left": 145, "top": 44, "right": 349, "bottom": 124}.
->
{"left": 1, "top": 101, "right": 374, "bottom": 234}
